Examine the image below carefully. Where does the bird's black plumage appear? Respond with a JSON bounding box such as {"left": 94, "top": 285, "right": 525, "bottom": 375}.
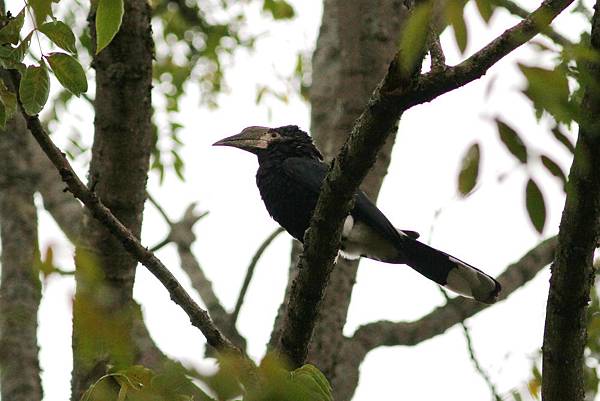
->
{"left": 214, "top": 125, "right": 501, "bottom": 303}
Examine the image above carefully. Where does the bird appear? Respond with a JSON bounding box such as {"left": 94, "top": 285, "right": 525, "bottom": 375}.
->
{"left": 213, "top": 125, "right": 501, "bottom": 303}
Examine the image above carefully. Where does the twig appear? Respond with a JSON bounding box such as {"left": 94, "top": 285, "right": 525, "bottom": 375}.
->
{"left": 491, "top": 0, "right": 572, "bottom": 47}
{"left": 438, "top": 288, "right": 502, "bottom": 401}
{"left": 147, "top": 191, "right": 174, "bottom": 226}
{"left": 428, "top": 31, "right": 446, "bottom": 72}
{"left": 231, "top": 227, "right": 285, "bottom": 325}
{"left": 276, "top": 0, "right": 574, "bottom": 368}
{"left": 7, "top": 71, "right": 255, "bottom": 383}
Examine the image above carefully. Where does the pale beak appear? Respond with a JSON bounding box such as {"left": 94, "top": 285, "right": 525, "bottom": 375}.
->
{"left": 213, "top": 126, "right": 271, "bottom": 152}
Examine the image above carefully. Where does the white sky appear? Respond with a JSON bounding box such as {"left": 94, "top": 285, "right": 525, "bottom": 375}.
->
{"left": 6, "top": 0, "right": 593, "bottom": 400}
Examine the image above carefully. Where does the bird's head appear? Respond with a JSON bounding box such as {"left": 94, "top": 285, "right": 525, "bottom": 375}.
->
{"left": 213, "top": 125, "right": 322, "bottom": 160}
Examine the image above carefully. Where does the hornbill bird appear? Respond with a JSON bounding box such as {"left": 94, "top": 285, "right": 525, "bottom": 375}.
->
{"left": 213, "top": 125, "right": 501, "bottom": 303}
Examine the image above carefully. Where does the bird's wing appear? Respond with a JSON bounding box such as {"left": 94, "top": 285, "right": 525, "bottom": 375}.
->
{"left": 281, "top": 157, "right": 328, "bottom": 194}
{"left": 281, "top": 157, "right": 415, "bottom": 244}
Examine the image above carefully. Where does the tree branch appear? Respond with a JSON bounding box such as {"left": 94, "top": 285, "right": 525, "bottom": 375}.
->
{"left": 276, "top": 0, "right": 573, "bottom": 368}
{"left": 6, "top": 72, "right": 254, "bottom": 381}
{"left": 542, "top": 2, "right": 600, "bottom": 399}
{"left": 491, "top": 0, "right": 572, "bottom": 47}
{"left": 350, "top": 237, "right": 556, "bottom": 350}
{"left": 401, "top": 0, "right": 575, "bottom": 109}
{"left": 231, "top": 227, "right": 284, "bottom": 325}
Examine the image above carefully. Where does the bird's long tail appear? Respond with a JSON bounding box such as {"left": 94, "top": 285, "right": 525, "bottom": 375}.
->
{"left": 401, "top": 239, "right": 501, "bottom": 304}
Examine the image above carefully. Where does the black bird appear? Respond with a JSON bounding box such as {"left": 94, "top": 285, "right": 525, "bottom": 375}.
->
{"left": 214, "top": 125, "right": 501, "bottom": 303}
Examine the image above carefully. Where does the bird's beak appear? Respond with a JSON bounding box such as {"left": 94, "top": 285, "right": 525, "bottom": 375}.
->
{"left": 213, "top": 126, "right": 271, "bottom": 151}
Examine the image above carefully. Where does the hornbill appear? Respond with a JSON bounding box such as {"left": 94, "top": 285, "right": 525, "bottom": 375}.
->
{"left": 214, "top": 125, "right": 501, "bottom": 303}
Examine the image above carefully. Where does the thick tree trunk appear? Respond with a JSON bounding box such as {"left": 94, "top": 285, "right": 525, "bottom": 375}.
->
{"left": 70, "top": 0, "right": 154, "bottom": 398}
{"left": 0, "top": 115, "right": 43, "bottom": 401}
{"left": 307, "top": 2, "right": 407, "bottom": 400}
{"left": 269, "top": 1, "right": 409, "bottom": 399}
{"left": 542, "top": 2, "right": 600, "bottom": 400}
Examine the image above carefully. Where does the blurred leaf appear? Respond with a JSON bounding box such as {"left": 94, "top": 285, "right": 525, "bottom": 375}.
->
{"left": 475, "top": 0, "right": 495, "bottom": 23}
{"left": 0, "top": 8, "right": 25, "bottom": 45}
{"left": 0, "top": 79, "right": 17, "bottom": 122}
{"left": 445, "top": 1, "right": 468, "bottom": 53}
{"left": 519, "top": 64, "right": 575, "bottom": 124}
{"left": 289, "top": 364, "right": 333, "bottom": 401}
{"left": 29, "top": 0, "right": 54, "bottom": 26}
{"left": 540, "top": 154, "right": 567, "bottom": 188}
{"left": 19, "top": 64, "right": 50, "bottom": 115}
{"left": 263, "top": 0, "right": 295, "bottom": 20}
{"left": 47, "top": 52, "right": 88, "bottom": 96}
{"left": 551, "top": 125, "right": 575, "bottom": 153}
{"left": 512, "top": 389, "right": 523, "bottom": 401}
{"left": 399, "top": 2, "right": 432, "bottom": 73}
{"left": 95, "top": 0, "right": 124, "bottom": 54}
{"left": 172, "top": 149, "right": 185, "bottom": 181}
{"left": 39, "top": 21, "right": 77, "bottom": 53}
{"left": 496, "top": 119, "right": 528, "bottom": 163}
{"left": 525, "top": 178, "right": 546, "bottom": 234}
{"left": 458, "top": 142, "right": 480, "bottom": 196}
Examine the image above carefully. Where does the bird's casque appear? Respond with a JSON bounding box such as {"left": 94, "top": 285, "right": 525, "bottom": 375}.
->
{"left": 213, "top": 125, "right": 501, "bottom": 303}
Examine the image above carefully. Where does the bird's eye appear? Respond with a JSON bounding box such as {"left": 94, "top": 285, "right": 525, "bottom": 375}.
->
{"left": 270, "top": 133, "right": 278, "bottom": 138}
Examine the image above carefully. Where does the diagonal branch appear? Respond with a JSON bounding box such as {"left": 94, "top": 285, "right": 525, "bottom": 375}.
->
{"left": 6, "top": 72, "right": 255, "bottom": 383}
{"left": 276, "top": 0, "right": 574, "bottom": 368}
{"left": 350, "top": 236, "right": 556, "bottom": 351}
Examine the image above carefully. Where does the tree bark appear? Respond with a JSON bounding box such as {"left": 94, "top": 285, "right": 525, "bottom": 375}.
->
{"left": 307, "top": 0, "right": 407, "bottom": 393}
{"left": 71, "top": 0, "right": 154, "bottom": 398}
{"left": 0, "top": 114, "right": 43, "bottom": 401}
{"left": 542, "top": 2, "right": 600, "bottom": 400}
{"left": 267, "top": 0, "right": 409, "bottom": 397}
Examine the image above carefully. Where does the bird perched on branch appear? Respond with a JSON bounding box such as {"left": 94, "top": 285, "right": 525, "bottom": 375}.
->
{"left": 213, "top": 125, "right": 501, "bottom": 303}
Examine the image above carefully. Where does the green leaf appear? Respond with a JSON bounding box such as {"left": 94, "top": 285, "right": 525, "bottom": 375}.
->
{"left": 46, "top": 52, "right": 88, "bottom": 96}
{"left": 525, "top": 178, "right": 546, "bottom": 234}
{"left": 290, "top": 365, "right": 333, "bottom": 401}
{"left": 496, "top": 119, "right": 528, "bottom": 163}
{"left": 39, "top": 21, "right": 77, "bottom": 54}
{"left": 551, "top": 126, "right": 575, "bottom": 153}
{"left": 19, "top": 64, "right": 50, "bottom": 115}
{"left": 29, "top": 0, "right": 54, "bottom": 26}
{"left": 0, "top": 8, "right": 25, "bottom": 45}
{"left": 399, "top": 3, "right": 432, "bottom": 73}
{"left": 458, "top": 142, "right": 480, "bottom": 196}
{"left": 540, "top": 154, "right": 567, "bottom": 188}
{"left": 0, "top": 80, "right": 17, "bottom": 121}
{"left": 263, "top": 0, "right": 295, "bottom": 20}
{"left": 475, "top": 0, "right": 495, "bottom": 23}
{"left": 446, "top": 1, "right": 468, "bottom": 53}
{"left": 13, "top": 32, "right": 33, "bottom": 62}
{"left": 519, "top": 64, "right": 575, "bottom": 124}
{"left": 95, "top": 0, "right": 124, "bottom": 54}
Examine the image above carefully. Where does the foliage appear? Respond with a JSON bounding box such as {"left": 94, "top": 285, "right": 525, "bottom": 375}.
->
{"left": 80, "top": 354, "right": 333, "bottom": 401}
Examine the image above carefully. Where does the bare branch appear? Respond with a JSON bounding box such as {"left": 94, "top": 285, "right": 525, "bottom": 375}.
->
{"left": 351, "top": 237, "right": 556, "bottom": 350}
{"left": 460, "top": 318, "right": 502, "bottom": 401}
{"left": 6, "top": 72, "right": 255, "bottom": 382}
{"left": 276, "top": 0, "right": 573, "bottom": 368}
{"left": 232, "top": 227, "right": 285, "bottom": 325}
{"left": 428, "top": 31, "right": 446, "bottom": 72}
